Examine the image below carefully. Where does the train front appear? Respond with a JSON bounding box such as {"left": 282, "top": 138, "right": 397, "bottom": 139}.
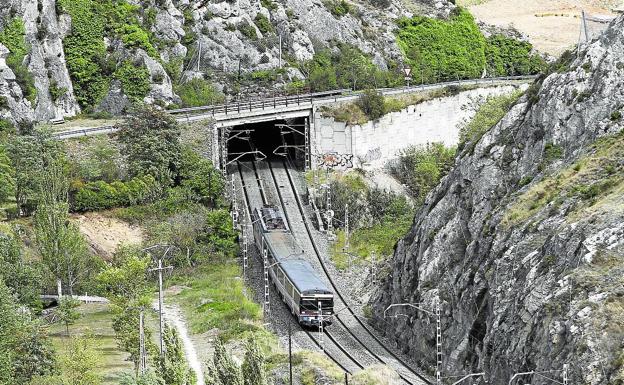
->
{"left": 299, "top": 291, "right": 334, "bottom": 327}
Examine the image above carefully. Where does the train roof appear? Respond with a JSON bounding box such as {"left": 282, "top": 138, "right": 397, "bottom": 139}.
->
{"left": 264, "top": 232, "right": 304, "bottom": 260}
{"left": 280, "top": 259, "right": 332, "bottom": 295}
{"left": 255, "top": 205, "right": 288, "bottom": 232}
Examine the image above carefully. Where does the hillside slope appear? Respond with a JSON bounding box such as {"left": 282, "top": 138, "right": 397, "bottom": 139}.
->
{"left": 371, "top": 15, "right": 624, "bottom": 384}
{"left": 0, "top": 0, "right": 454, "bottom": 124}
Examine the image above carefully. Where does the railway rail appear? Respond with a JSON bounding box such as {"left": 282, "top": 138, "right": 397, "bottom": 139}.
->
{"left": 234, "top": 157, "right": 432, "bottom": 384}
{"left": 234, "top": 161, "right": 366, "bottom": 375}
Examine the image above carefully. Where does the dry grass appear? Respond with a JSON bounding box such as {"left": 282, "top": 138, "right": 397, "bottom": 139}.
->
{"left": 503, "top": 132, "right": 624, "bottom": 227}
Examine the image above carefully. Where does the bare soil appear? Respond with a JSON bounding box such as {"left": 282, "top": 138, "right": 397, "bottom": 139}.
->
{"left": 461, "top": 0, "right": 621, "bottom": 55}
{"left": 73, "top": 212, "right": 144, "bottom": 258}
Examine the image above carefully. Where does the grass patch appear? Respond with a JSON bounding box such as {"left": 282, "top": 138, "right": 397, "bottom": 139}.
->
{"left": 48, "top": 303, "right": 133, "bottom": 384}
{"left": 458, "top": 90, "right": 523, "bottom": 152}
{"left": 169, "top": 262, "right": 263, "bottom": 341}
{"left": 503, "top": 132, "right": 624, "bottom": 227}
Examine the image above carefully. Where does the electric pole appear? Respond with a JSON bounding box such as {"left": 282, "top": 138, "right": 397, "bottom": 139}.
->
{"left": 344, "top": 203, "right": 349, "bottom": 252}
{"left": 318, "top": 300, "right": 323, "bottom": 351}
{"left": 148, "top": 246, "right": 174, "bottom": 357}
{"left": 139, "top": 307, "right": 147, "bottom": 375}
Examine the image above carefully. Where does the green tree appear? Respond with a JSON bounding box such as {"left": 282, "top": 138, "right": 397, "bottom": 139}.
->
{"left": 158, "top": 324, "right": 194, "bottom": 385}
{"left": 0, "top": 228, "right": 43, "bottom": 310}
{"left": 335, "top": 45, "right": 374, "bottom": 90}
{"left": 200, "top": 209, "right": 238, "bottom": 258}
{"left": 97, "top": 248, "right": 157, "bottom": 370}
{"left": 6, "top": 133, "right": 61, "bottom": 215}
{"left": 242, "top": 338, "right": 265, "bottom": 385}
{"left": 34, "top": 157, "right": 93, "bottom": 296}
{"left": 56, "top": 297, "right": 81, "bottom": 335}
{"left": 117, "top": 105, "right": 182, "bottom": 185}
{"left": 57, "top": 333, "right": 102, "bottom": 385}
{"left": 305, "top": 50, "right": 338, "bottom": 92}
{"left": 0, "top": 280, "right": 55, "bottom": 384}
{"left": 212, "top": 339, "right": 242, "bottom": 385}
{"left": 179, "top": 147, "right": 224, "bottom": 206}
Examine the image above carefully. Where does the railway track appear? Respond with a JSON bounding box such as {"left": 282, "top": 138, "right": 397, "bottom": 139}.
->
{"left": 265, "top": 159, "right": 432, "bottom": 385}
{"left": 233, "top": 161, "right": 366, "bottom": 375}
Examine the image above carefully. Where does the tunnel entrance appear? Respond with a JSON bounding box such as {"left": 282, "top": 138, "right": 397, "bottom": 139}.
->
{"left": 223, "top": 117, "right": 308, "bottom": 169}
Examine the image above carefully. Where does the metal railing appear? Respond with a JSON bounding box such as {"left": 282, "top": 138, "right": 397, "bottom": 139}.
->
{"left": 51, "top": 75, "right": 537, "bottom": 140}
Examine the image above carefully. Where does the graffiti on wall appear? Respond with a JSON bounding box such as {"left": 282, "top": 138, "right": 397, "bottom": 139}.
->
{"left": 316, "top": 152, "right": 354, "bottom": 169}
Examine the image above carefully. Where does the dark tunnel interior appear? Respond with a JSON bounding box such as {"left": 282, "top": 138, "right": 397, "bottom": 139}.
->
{"left": 226, "top": 118, "right": 306, "bottom": 167}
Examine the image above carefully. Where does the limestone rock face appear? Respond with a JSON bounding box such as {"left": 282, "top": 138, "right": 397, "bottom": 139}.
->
{"left": 371, "top": 15, "right": 624, "bottom": 385}
{"left": 0, "top": 0, "right": 456, "bottom": 122}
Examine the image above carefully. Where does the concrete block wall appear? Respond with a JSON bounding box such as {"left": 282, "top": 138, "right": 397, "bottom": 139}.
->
{"left": 312, "top": 84, "right": 528, "bottom": 169}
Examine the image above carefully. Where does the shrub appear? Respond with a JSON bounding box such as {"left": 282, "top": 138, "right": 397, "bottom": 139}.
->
{"left": 175, "top": 77, "right": 225, "bottom": 107}
{"left": 239, "top": 23, "right": 258, "bottom": 40}
{"left": 485, "top": 34, "right": 546, "bottom": 76}
{"left": 254, "top": 14, "right": 273, "bottom": 34}
{"left": 610, "top": 110, "right": 622, "bottom": 121}
{"left": 357, "top": 90, "right": 386, "bottom": 120}
{"left": 118, "top": 24, "right": 158, "bottom": 57}
{"left": 390, "top": 143, "right": 456, "bottom": 202}
{"left": 543, "top": 142, "right": 563, "bottom": 162}
{"left": 58, "top": 0, "right": 109, "bottom": 109}
{"left": 0, "top": 18, "right": 37, "bottom": 104}
{"left": 72, "top": 175, "right": 160, "bottom": 211}
{"left": 48, "top": 79, "right": 67, "bottom": 102}
{"left": 114, "top": 61, "right": 151, "bottom": 102}
{"left": 458, "top": 90, "right": 522, "bottom": 151}
{"left": 397, "top": 9, "right": 485, "bottom": 81}
{"left": 325, "top": 0, "right": 351, "bottom": 17}
{"left": 261, "top": 0, "right": 278, "bottom": 10}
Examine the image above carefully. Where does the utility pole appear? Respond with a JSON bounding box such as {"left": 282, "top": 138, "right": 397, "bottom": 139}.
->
{"left": 149, "top": 248, "right": 174, "bottom": 357}
{"left": 318, "top": 300, "right": 323, "bottom": 351}
{"left": 279, "top": 34, "right": 283, "bottom": 69}
{"left": 139, "top": 308, "right": 147, "bottom": 376}
{"left": 344, "top": 203, "right": 349, "bottom": 252}
{"left": 435, "top": 297, "right": 442, "bottom": 385}
{"left": 263, "top": 248, "right": 270, "bottom": 318}
{"left": 304, "top": 117, "right": 310, "bottom": 171}
{"left": 197, "top": 40, "right": 202, "bottom": 72}
{"left": 563, "top": 364, "right": 569, "bottom": 385}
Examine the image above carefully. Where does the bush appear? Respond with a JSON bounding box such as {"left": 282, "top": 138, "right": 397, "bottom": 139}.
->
{"left": 0, "top": 18, "right": 37, "bottom": 104}
{"left": 357, "top": 90, "right": 386, "bottom": 120}
{"left": 390, "top": 143, "right": 456, "bottom": 202}
{"left": 458, "top": 90, "right": 522, "bottom": 151}
{"left": 49, "top": 79, "right": 67, "bottom": 102}
{"left": 397, "top": 9, "right": 486, "bottom": 82}
{"left": 254, "top": 14, "right": 273, "bottom": 34}
{"left": 118, "top": 24, "right": 158, "bottom": 57}
{"left": 114, "top": 61, "right": 151, "bottom": 102}
{"left": 72, "top": 175, "right": 161, "bottom": 211}
{"left": 175, "top": 77, "right": 225, "bottom": 107}
{"left": 485, "top": 34, "right": 546, "bottom": 76}
{"left": 239, "top": 23, "right": 258, "bottom": 40}
{"left": 326, "top": 0, "right": 351, "bottom": 17}
{"left": 610, "top": 110, "right": 622, "bottom": 121}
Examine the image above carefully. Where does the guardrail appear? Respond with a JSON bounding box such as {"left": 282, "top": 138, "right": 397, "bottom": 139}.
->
{"left": 51, "top": 75, "right": 536, "bottom": 139}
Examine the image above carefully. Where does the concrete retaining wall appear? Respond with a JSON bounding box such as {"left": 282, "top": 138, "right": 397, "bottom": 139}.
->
{"left": 312, "top": 84, "right": 528, "bottom": 169}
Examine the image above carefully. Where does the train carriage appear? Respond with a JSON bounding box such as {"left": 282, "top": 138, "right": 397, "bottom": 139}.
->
{"left": 252, "top": 205, "right": 334, "bottom": 327}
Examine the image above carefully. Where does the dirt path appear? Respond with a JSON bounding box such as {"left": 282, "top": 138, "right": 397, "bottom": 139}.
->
{"left": 156, "top": 301, "right": 206, "bottom": 385}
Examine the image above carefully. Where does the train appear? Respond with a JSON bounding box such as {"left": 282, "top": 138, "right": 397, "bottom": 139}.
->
{"left": 252, "top": 204, "right": 334, "bottom": 327}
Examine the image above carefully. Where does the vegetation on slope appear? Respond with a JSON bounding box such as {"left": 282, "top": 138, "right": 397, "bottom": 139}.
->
{"left": 0, "top": 18, "right": 37, "bottom": 104}
{"left": 397, "top": 8, "right": 545, "bottom": 82}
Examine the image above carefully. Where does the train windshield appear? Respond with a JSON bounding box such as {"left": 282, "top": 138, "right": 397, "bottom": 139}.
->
{"left": 300, "top": 297, "right": 334, "bottom": 312}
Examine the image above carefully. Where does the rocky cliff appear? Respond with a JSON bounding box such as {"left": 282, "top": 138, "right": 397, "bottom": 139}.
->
{"left": 0, "top": 0, "right": 454, "bottom": 126}
{"left": 371, "top": 15, "right": 624, "bottom": 385}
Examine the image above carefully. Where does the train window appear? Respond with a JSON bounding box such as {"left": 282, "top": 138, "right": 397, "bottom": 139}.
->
{"left": 285, "top": 280, "right": 294, "bottom": 297}
{"left": 277, "top": 269, "right": 285, "bottom": 284}
{"left": 300, "top": 298, "right": 334, "bottom": 311}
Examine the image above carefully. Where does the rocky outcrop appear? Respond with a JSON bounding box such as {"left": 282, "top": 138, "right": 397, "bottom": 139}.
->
{"left": 371, "top": 15, "right": 624, "bottom": 385}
